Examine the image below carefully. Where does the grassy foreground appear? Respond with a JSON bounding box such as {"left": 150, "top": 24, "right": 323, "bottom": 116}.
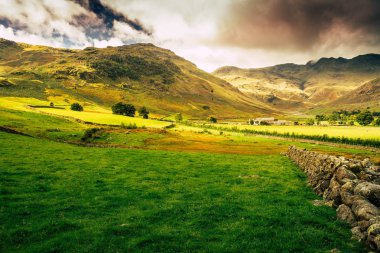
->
{"left": 0, "top": 132, "right": 363, "bottom": 252}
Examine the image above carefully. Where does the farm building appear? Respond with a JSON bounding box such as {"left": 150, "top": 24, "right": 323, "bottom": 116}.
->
{"left": 249, "top": 117, "right": 291, "bottom": 125}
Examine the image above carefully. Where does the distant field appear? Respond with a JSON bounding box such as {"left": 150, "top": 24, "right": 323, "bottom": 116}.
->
{"left": 36, "top": 107, "right": 171, "bottom": 128}
{"left": 209, "top": 124, "right": 380, "bottom": 140}
{"left": 0, "top": 100, "right": 379, "bottom": 163}
{"left": 0, "top": 97, "right": 171, "bottom": 128}
{"left": 0, "top": 132, "right": 363, "bottom": 252}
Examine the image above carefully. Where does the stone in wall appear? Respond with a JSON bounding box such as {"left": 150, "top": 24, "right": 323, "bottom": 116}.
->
{"left": 286, "top": 146, "right": 380, "bottom": 251}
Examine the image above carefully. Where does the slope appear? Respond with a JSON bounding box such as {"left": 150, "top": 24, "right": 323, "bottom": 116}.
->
{"left": 214, "top": 54, "right": 380, "bottom": 112}
{"left": 327, "top": 77, "right": 380, "bottom": 110}
{"left": 0, "top": 38, "right": 274, "bottom": 119}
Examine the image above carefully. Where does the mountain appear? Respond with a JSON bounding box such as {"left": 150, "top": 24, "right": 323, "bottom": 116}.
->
{"left": 213, "top": 54, "right": 380, "bottom": 112}
{"left": 0, "top": 38, "right": 274, "bottom": 119}
{"left": 328, "top": 78, "right": 380, "bottom": 109}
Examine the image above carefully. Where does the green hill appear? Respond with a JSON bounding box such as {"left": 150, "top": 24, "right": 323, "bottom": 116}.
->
{"left": 0, "top": 38, "right": 274, "bottom": 119}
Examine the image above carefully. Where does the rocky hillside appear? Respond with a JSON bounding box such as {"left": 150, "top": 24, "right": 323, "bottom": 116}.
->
{"left": 0, "top": 38, "right": 274, "bottom": 118}
{"left": 329, "top": 78, "right": 380, "bottom": 109}
{"left": 214, "top": 54, "right": 380, "bottom": 112}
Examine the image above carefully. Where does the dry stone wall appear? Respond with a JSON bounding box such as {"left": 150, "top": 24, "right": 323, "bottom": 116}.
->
{"left": 286, "top": 146, "right": 380, "bottom": 251}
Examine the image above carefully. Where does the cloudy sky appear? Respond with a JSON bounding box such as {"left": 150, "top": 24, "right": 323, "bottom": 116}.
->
{"left": 1, "top": 0, "right": 380, "bottom": 71}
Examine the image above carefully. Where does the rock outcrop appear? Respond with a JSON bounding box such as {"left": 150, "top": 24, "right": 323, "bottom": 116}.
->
{"left": 286, "top": 146, "right": 380, "bottom": 251}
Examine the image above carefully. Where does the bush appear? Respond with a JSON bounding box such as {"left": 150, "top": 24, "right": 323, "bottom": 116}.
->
{"left": 120, "top": 122, "right": 138, "bottom": 129}
{"left": 71, "top": 103, "right": 83, "bottom": 111}
{"left": 305, "top": 118, "right": 314, "bottom": 126}
{"left": 175, "top": 113, "right": 183, "bottom": 122}
{"left": 356, "top": 111, "right": 374, "bottom": 126}
{"left": 81, "top": 128, "right": 101, "bottom": 142}
{"left": 374, "top": 118, "right": 380, "bottom": 126}
{"left": 208, "top": 116, "right": 217, "bottom": 123}
{"left": 112, "top": 102, "right": 136, "bottom": 117}
{"left": 139, "top": 106, "right": 149, "bottom": 119}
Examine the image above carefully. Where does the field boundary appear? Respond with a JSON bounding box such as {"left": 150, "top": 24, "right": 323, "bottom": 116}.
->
{"left": 287, "top": 146, "right": 380, "bottom": 251}
{"left": 0, "top": 126, "right": 32, "bottom": 137}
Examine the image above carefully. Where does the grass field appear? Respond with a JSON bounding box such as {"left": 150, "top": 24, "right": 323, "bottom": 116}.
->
{"left": 0, "top": 97, "right": 171, "bottom": 128}
{"left": 208, "top": 123, "right": 380, "bottom": 140}
{"left": 0, "top": 132, "right": 364, "bottom": 252}
{"left": 1, "top": 96, "right": 379, "bottom": 252}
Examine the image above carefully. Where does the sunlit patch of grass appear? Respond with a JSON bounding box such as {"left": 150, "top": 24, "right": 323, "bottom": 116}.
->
{"left": 0, "top": 97, "right": 171, "bottom": 128}
{"left": 211, "top": 123, "right": 380, "bottom": 140}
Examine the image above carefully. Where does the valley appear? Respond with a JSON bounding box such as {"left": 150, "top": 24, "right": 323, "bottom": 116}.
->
{"left": 3, "top": 1, "right": 380, "bottom": 252}
{"left": 1, "top": 39, "right": 380, "bottom": 253}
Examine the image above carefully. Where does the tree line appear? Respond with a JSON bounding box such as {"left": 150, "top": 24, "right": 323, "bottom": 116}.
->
{"left": 315, "top": 110, "right": 380, "bottom": 126}
{"left": 111, "top": 102, "right": 149, "bottom": 119}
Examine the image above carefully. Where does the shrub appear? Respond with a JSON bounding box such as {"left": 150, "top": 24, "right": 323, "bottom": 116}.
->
{"left": 112, "top": 102, "right": 136, "bottom": 117}
{"left": 208, "top": 116, "right": 217, "bottom": 123}
{"left": 50, "top": 102, "right": 54, "bottom": 107}
{"left": 175, "top": 113, "right": 183, "bottom": 122}
{"left": 81, "top": 128, "right": 101, "bottom": 142}
{"left": 305, "top": 118, "right": 314, "bottom": 126}
{"left": 121, "top": 122, "right": 138, "bottom": 129}
{"left": 374, "top": 118, "right": 380, "bottom": 126}
{"left": 71, "top": 103, "right": 83, "bottom": 111}
{"left": 139, "top": 106, "right": 149, "bottom": 119}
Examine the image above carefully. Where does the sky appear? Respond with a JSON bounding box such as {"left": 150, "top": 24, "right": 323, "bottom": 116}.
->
{"left": 0, "top": 0, "right": 380, "bottom": 72}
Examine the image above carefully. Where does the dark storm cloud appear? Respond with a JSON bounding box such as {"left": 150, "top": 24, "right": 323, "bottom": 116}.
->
{"left": 74, "top": 0, "right": 152, "bottom": 35}
{"left": 217, "top": 0, "right": 380, "bottom": 51}
{"left": 0, "top": 18, "right": 29, "bottom": 33}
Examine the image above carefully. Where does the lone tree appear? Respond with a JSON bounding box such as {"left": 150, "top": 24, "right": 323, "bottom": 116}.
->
{"left": 71, "top": 103, "right": 83, "bottom": 111}
{"left": 356, "top": 111, "right": 374, "bottom": 126}
{"left": 112, "top": 102, "right": 136, "bottom": 117}
{"left": 139, "top": 106, "right": 149, "bottom": 119}
{"left": 208, "top": 116, "right": 217, "bottom": 123}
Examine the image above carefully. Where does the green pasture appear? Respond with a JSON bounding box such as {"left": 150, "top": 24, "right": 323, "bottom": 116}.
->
{"left": 210, "top": 123, "right": 380, "bottom": 140}
{"left": 0, "top": 132, "right": 363, "bottom": 252}
{"left": 0, "top": 97, "right": 171, "bottom": 129}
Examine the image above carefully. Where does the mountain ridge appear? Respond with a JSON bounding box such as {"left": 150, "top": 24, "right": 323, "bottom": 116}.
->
{"left": 213, "top": 54, "right": 380, "bottom": 112}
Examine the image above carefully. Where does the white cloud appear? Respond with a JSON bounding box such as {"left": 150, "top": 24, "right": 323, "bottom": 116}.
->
{"left": 0, "top": 0, "right": 379, "bottom": 72}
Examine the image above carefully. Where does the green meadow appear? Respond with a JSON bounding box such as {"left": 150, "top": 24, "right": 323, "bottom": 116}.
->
{"left": 1, "top": 97, "right": 378, "bottom": 252}
{"left": 205, "top": 123, "right": 380, "bottom": 140}
{"left": 0, "top": 132, "right": 364, "bottom": 252}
